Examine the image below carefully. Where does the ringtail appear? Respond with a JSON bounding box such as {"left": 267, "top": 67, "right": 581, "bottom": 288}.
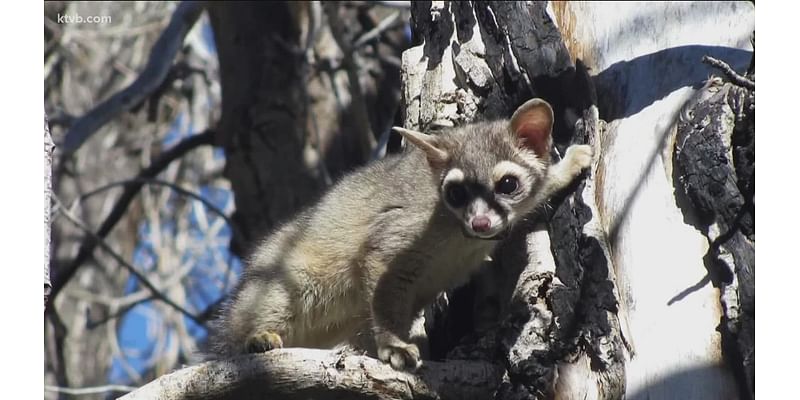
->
{"left": 206, "top": 98, "right": 593, "bottom": 370}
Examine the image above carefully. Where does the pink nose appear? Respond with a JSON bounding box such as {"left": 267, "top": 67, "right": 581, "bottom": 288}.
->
{"left": 471, "top": 216, "right": 491, "bottom": 232}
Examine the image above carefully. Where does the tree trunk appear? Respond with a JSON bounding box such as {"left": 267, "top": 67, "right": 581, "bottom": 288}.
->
{"left": 207, "top": 1, "right": 406, "bottom": 257}
{"left": 207, "top": 2, "right": 321, "bottom": 256}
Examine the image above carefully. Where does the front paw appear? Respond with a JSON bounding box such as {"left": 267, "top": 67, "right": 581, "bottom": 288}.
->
{"left": 564, "top": 144, "right": 593, "bottom": 174}
{"left": 244, "top": 331, "right": 283, "bottom": 354}
{"left": 378, "top": 342, "right": 421, "bottom": 371}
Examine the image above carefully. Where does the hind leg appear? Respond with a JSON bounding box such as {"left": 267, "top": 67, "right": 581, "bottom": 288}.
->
{"left": 226, "top": 278, "right": 295, "bottom": 354}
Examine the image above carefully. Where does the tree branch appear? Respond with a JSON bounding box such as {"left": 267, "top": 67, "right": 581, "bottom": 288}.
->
{"left": 47, "top": 130, "right": 215, "bottom": 309}
{"left": 45, "top": 112, "right": 55, "bottom": 310}
{"left": 75, "top": 177, "right": 233, "bottom": 230}
{"left": 62, "top": 1, "right": 204, "bottom": 156}
{"left": 702, "top": 55, "right": 755, "bottom": 90}
{"left": 53, "top": 196, "right": 203, "bottom": 325}
{"left": 121, "top": 348, "right": 503, "bottom": 400}
{"left": 45, "top": 384, "right": 137, "bottom": 396}
{"left": 353, "top": 11, "right": 402, "bottom": 48}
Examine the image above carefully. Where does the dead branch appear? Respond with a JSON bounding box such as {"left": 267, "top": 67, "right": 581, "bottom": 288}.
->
{"left": 45, "top": 112, "right": 55, "bottom": 310}
{"left": 52, "top": 196, "right": 203, "bottom": 324}
{"left": 354, "top": 11, "right": 402, "bottom": 48}
{"left": 47, "top": 130, "right": 215, "bottom": 309}
{"left": 347, "top": 1, "right": 412, "bottom": 9}
{"left": 120, "top": 348, "right": 503, "bottom": 400}
{"left": 75, "top": 177, "right": 233, "bottom": 229}
{"left": 674, "top": 80, "right": 755, "bottom": 398}
{"left": 46, "top": 384, "right": 137, "bottom": 396}
{"left": 62, "top": 1, "right": 204, "bottom": 156}
{"left": 702, "top": 55, "right": 755, "bottom": 90}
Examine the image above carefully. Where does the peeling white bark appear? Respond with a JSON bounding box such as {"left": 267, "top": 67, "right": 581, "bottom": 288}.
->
{"left": 552, "top": 2, "right": 754, "bottom": 399}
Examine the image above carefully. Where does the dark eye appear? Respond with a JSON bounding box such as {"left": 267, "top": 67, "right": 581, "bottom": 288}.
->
{"left": 445, "top": 184, "right": 468, "bottom": 208}
{"left": 495, "top": 175, "right": 519, "bottom": 195}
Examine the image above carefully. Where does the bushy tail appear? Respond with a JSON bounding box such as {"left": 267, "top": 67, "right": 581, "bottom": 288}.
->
{"left": 196, "top": 298, "right": 239, "bottom": 361}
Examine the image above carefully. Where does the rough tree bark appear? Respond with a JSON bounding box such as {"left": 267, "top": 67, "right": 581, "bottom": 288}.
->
{"left": 207, "top": 1, "right": 406, "bottom": 257}
{"left": 673, "top": 69, "right": 755, "bottom": 397}
{"left": 120, "top": 349, "right": 503, "bottom": 400}
{"left": 123, "top": 2, "right": 754, "bottom": 399}
{"left": 400, "top": 3, "right": 628, "bottom": 398}
{"left": 206, "top": 2, "right": 323, "bottom": 256}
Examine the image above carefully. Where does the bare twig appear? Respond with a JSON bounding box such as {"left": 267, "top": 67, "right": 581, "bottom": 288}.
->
{"left": 74, "top": 177, "right": 233, "bottom": 229}
{"left": 121, "top": 348, "right": 503, "bottom": 400}
{"left": 62, "top": 1, "right": 204, "bottom": 156}
{"left": 354, "top": 11, "right": 402, "bottom": 48}
{"left": 65, "top": 256, "right": 194, "bottom": 328}
{"left": 347, "top": 1, "right": 411, "bottom": 9}
{"left": 87, "top": 294, "right": 155, "bottom": 329}
{"left": 702, "top": 55, "right": 755, "bottom": 90}
{"left": 45, "top": 384, "right": 138, "bottom": 395}
{"left": 53, "top": 196, "right": 202, "bottom": 324}
{"left": 47, "top": 130, "right": 214, "bottom": 309}
{"left": 53, "top": 196, "right": 203, "bottom": 325}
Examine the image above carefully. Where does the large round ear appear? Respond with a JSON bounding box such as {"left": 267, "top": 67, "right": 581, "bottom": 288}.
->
{"left": 510, "top": 98, "right": 554, "bottom": 161}
{"left": 392, "top": 127, "right": 449, "bottom": 169}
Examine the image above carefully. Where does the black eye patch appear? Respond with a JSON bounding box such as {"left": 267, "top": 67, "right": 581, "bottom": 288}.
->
{"left": 444, "top": 183, "right": 469, "bottom": 208}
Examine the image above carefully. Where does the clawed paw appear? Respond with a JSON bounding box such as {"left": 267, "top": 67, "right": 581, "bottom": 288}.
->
{"left": 564, "top": 144, "right": 593, "bottom": 173}
{"left": 378, "top": 342, "right": 421, "bottom": 371}
{"left": 244, "top": 331, "right": 284, "bottom": 353}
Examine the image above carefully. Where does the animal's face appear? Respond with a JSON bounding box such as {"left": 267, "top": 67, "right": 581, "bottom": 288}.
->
{"left": 436, "top": 121, "right": 548, "bottom": 239}
{"left": 394, "top": 98, "right": 556, "bottom": 239}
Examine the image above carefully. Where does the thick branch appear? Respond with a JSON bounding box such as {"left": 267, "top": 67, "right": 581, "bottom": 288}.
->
{"left": 47, "top": 130, "right": 214, "bottom": 309}
{"left": 121, "top": 349, "right": 503, "bottom": 400}
{"left": 62, "top": 1, "right": 204, "bottom": 156}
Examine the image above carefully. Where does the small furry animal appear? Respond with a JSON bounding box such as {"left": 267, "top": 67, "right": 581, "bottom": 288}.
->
{"left": 206, "top": 98, "right": 593, "bottom": 370}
